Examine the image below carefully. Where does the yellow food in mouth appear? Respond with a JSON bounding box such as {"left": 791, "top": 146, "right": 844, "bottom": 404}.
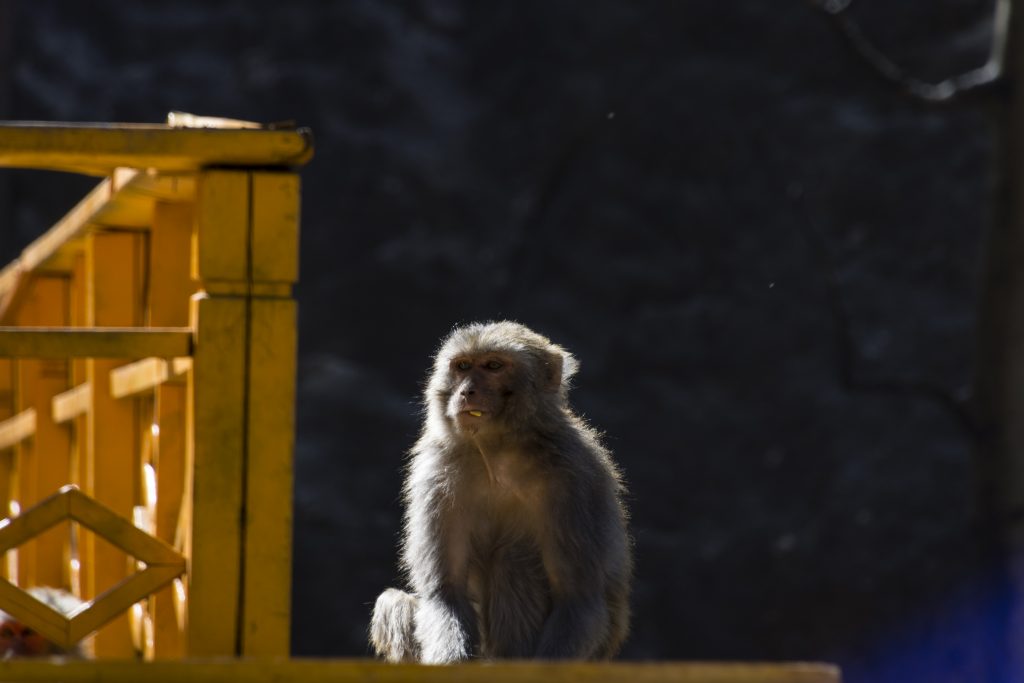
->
{"left": 469, "top": 411, "right": 483, "bottom": 417}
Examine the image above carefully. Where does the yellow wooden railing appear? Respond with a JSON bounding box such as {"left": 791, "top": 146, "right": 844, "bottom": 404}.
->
{"left": 0, "top": 116, "right": 839, "bottom": 682}
{"left": 0, "top": 115, "right": 307, "bottom": 660}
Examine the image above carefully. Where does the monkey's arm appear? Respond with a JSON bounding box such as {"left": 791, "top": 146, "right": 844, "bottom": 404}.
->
{"left": 403, "top": 456, "right": 478, "bottom": 663}
{"left": 534, "top": 480, "right": 619, "bottom": 659}
{"left": 535, "top": 593, "right": 611, "bottom": 659}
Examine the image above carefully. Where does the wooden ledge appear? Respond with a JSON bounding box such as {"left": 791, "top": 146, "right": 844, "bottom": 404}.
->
{"left": 0, "top": 122, "right": 314, "bottom": 176}
{"left": 0, "top": 659, "right": 841, "bottom": 683}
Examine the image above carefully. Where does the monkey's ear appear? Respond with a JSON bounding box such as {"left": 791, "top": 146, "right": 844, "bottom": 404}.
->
{"left": 543, "top": 347, "right": 578, "bottom": 391}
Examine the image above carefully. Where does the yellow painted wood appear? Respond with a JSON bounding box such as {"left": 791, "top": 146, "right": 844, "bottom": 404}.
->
{"left": 66, "top": 488, "right": 184, "bottom": 567}
{"left": 87, "top": 232, "right": 145, "bottom": 329}
{"left": 251, "top": 173, "right": 300, "bottom": 284}
{"left": 152, "top": 383, "right": 186, "bottom": 659}
{"left": 69, "top": 564, "right": 185, "bottom": 644}
{"left": 238, "top": 171, "right": 301, "bottom": 656}
{"left": 0, "top": 475, "right": 188, "bottom": 651}
{"left": 0, "top": 360, "right": 13, "bottom": 579}
{"left": 148, "top": 198, "right": 193, "bottom": 659}
{"left": 0, "top": 123, "right": 313, "bottom": 176}
{"left": 0, "top": 486, "right": 186, "bottom": 650}
{"left": 242, "top": 298, "right": 296, "bottom": 656}
{"left": 13, "top": 276, "right": 71, "bottom": 590}
{"left": 150, "top": 201, "right": 195, "bottom": 327}
{"left": 187, "top": 293, "right": 247, "bottom": 656}
{"left": 0, "top": 266, "right": 20, "bottom": 310}
{"left": 0, "top": 563, "right": 187, "bottom": 653}
{"left": 5, "top": 174, "right": 150, "bottom": 286}
{"left": 114, "top": 168, "right": 197, "bottom": 204}
{"left": 193, "top": 170, "right": 250, "bottom": 283}
{"left": 0, "top": 409, "right": 36, "bottom": 450}
{"left": 52, "top": 383, "right": 92, "bottom": 424}
{"left": 0, "top": 172, "right": 196, "bottom": 324}
{"left": 103, "top": 169, "right": 193, "bottom": 228}
{"left": 0, "top": 270, "right": 32, "bottom": 327}
{"left": 201, "top": 281, "right": 292, "bottom": 297}
{"left": 84, "top": 232, "right": 142, "bottom": 656}
{"left": 133, "top": 402, "right": 156, "bottom": 617}
{"left": 16, "top": 177, "right": 114, "bottom": 274}
{"left": 0, "top": 119, "right": 318, "bottom": 662}
{"left": 0, "top": 660, "right": 841, "bottom": 683}
{"left": 68, "top": 252, "right": 89, "bottom": 600}
{"left": 0, "top": 328, "right": 191, "bottom": 358}
{"left": 109, "top": 358, "right": 189, "bottom": 399}
{"left": 0, "top": 488, "right": 71, "bottom": 551}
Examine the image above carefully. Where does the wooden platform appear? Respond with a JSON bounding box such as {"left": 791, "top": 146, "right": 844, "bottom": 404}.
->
{"left": 0, "top": 659, "right": 840, "bottom": 683}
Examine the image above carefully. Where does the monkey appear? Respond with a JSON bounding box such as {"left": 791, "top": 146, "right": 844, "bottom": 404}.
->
{"left": 370, "top": 321, "right": 632, "bottom": 663}
{"left": 0, "top": 586, "right": 92, "bottom": 658}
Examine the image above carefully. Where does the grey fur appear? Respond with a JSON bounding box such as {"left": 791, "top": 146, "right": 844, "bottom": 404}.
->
{"left": 370, "top": 321, "right": 632, "bottom": 663}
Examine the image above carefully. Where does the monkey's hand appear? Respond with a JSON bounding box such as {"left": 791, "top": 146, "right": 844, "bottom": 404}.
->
{"left": 414, "top": 595, "right": 476, "bottom": 664}
{"left": 535, "top": 594, "right": 610, "bottom": 659}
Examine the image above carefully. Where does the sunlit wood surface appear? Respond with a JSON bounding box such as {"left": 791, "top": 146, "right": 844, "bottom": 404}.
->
{"left": 0, "top": 660, "right": 840, "bottom": 683}
{"left": 0, "top": 122, "right": 313, "bottom": 175}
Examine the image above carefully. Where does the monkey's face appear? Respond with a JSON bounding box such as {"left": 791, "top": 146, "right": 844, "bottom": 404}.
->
{"left": 0, "top": 619, "right": 58, "bottom": 657}
{"left": 445, "top": 353, "right": 516, "bottom": 435}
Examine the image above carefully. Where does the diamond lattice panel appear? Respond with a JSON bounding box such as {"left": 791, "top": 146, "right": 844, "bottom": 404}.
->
{"left": 0, "top": 485, "right": 185, "bottom": 649}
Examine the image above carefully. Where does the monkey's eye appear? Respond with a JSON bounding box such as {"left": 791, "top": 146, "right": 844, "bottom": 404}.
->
{"left": 0, "top": 627, "right": 12, "bottom": 639}
{"left": 485, "top": 360, "right": 503, "bottom": 370}
{"left": 455, "top": 360, "right": 472, "bottom": 371}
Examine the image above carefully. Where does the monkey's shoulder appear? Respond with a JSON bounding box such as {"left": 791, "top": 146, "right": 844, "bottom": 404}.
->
{"left": 532, "top": 424, "right": 619, "bottom": 476}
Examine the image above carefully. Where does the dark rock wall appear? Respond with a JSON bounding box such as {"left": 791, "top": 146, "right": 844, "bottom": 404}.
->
{"left": 0, "top": 2, "right": 998, "bottom": 681}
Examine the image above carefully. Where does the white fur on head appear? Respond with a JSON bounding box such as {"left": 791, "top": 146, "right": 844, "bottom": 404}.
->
{"left": 435, "top": 321, "right": 579, "bottom": 394}
{"left": 552, "top": 344, "right": 579, "bottom": 385}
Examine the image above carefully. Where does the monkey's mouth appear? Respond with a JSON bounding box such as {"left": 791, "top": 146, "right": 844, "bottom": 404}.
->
{"left": 453, "top": 408, "right": 489, "bottom": 423}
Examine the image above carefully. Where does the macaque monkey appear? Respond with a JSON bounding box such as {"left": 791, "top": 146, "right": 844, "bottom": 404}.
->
{"left": 371, "top": 321, "right": 632, "bottom": 662}
{"left": 0, "top": 586, "right": 91, "bottom": 658}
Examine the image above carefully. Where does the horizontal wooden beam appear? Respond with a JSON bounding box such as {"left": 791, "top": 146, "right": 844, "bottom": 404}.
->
{"left": 0, "top": 660, "right": 842, "bottom": 683}
{"left": 0, "top": 328, "right": 192, "bottom": 359}
{"left": 0, "top": 123, "right": 313, "bottom": 176}
{"left": 0, "top": 408, "right": 36, "bottom": 450}
{"left": 53, "top": 383, "right": 92, "bottom": 423}
{"left": 110, "top": 357, "right": 190, "bottom": 399}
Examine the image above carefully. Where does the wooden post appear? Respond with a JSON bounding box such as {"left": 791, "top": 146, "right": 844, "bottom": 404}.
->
{"left": 241, "top": 172, "right": 299, "bottom": 656}
{"left": 13, "top": 276, "right": 71, "bottom": 589}
{"left": 69, "top": 251, "right": 88, "bottom": 599}
{"left": 186, "top": 170, "right": 249, "bottom": 656}
{"left": 84, "top": 232, "right": 143, "bottom": 656}
{"left": 148, "top": 200, "right": 193, "bottom": 659}
{"left": 0, "top": 357, "right": 12, "bottom": 580}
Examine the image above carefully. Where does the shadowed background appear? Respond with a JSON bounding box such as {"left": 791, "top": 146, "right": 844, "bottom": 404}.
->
{"left": 0, "top": 2, "right": 996, "bottom": 682}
